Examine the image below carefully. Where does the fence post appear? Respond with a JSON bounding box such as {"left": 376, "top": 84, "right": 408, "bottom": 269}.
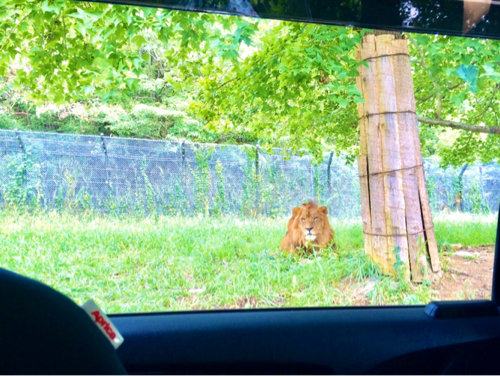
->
{"left": 327, "top": 151, "right": 333, "bottom": 210}
{"left": 100, "top": 134, "right": 111, "bottom": 212}
{"left": 181, "top": 142, "right": 190, "bottom": 214}
{"left": 255, "top": 146, "right": 260, "bottom": 215}
{"left": 15, "top": 129, "right": 24, "bottom": 152}
{"left": 15, "top": 129, "right": 27, "bottom": 198}
{"left": 457, "top": 162, "right": 468, "bottom": 212}
{"left": 479, "top": 164, "right": 487, "bottom": 212}
{"left": 100, "top": 134, "right": 110, "bottom": 181}
{"left": 310, "top": 157, "right": 315, "bottom": 202}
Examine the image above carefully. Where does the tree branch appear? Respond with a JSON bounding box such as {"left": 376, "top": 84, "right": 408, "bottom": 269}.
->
{"left": 415, "top": 93, "right": 435, "bottom": 102}
{"left": 155, "top": 83, "right": 169, "bottom": 99}
{"left": 409, "top": 35, "right": 442, "bottom": 118}
{"left": 215, "top": 77, "right": 238, "bottom": 91}
{"left": 1, "top": 12, "right": 30, "bottom": 49}
{"left": 492, "top": 106, "right": 500, "bottom": 126}
{"left": 133, "top": 96, "right": 155, "bottom": 100}
{"left": 417, "top": 117, "right": 500, "bottom": 135}
{"left": 475, "top": 84, "right": 500, "bottom": 120}
{"left": 62, "top": 13, "right": 68, "bottom": 55}
{"left": 448, "top": 82, "right": 464, "bottom": 91}
{"left": 415, "top": 83, "right": 464, "bottom": 103}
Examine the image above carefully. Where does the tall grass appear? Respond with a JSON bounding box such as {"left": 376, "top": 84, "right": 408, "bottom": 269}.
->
{"left": 0, "top": 210, "right": 496, "bottom": 313}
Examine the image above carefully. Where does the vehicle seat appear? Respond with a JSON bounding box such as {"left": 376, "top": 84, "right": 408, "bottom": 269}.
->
{"left": 0, "top": 267, "right": 126, "bottom": 374}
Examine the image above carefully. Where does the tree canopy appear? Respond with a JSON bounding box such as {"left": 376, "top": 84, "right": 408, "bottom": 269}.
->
{"left": 1, "top": 0, "right": 500, "bottom": 166}
{"left": 0, "top": 0, "right": 257, "bottom": 103}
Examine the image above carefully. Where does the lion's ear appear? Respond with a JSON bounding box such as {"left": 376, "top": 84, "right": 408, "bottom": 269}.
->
{"left": 319, "top": 206, "right": 328, "bottom": 215}
{"left": 292, "top": 207, "right": 301, "bottom": 216}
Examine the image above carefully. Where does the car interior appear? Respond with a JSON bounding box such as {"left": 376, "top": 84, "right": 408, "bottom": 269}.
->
{"left": 1, "top": 0, "right": 500, "bottom": 374}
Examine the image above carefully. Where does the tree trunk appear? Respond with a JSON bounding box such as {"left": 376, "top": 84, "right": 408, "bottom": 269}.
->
{"left": 355, "top": 34, "right": 440, "bottom": 282}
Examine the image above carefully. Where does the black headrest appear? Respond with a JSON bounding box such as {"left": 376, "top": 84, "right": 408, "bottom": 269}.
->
{"left": 0, "top": 267, "right": 127, "bottom": 374}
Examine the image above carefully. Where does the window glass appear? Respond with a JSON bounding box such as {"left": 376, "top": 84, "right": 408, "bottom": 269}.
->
{"left": 0, "top": 0, "right": 498, "bottom": 313}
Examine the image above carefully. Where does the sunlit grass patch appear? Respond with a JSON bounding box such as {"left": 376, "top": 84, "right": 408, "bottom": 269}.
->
{"left": 0, "top": 211, "right": 496, "bottom": 313}
{"left": 433, "top": 212, "right": 497, "bottom": 247}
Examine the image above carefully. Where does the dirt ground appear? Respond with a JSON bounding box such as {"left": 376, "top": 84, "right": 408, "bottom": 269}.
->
{"left": 436, "top": 245, "right": 495, "bottom": 301}
{"left": 344, "top": 245, "right": 496, "bottom": 306}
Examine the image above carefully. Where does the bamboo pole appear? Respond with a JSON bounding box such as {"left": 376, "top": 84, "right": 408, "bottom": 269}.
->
{"left": 389, "top": 38, "right": 440, "bottom": 273}
{"left": 356, "top": 57, "right": 373, "bottom": 263}
{"left": 391, "top": 38, "right": 428, "bottom": 281}
{"left": 357, "top": 153, "right": 373, "bottom": 260}
{"left": 374, "top": 35, "right": 409, "bottom": 276}
{"left": 357, "top": 36, "right": 388, "bottom": 270}
{"left": 413, "top": 124, "right": 441, "bottom": 272}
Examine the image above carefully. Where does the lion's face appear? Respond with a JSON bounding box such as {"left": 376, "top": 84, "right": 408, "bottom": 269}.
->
{"left": 296, "top": 203, "right": 328, "bottom": 242}
{"left": 281, "top": 200, "right": 335, "bottom": 253}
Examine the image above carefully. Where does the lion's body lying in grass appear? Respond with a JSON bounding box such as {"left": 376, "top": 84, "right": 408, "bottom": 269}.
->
{"left": 280, "top": 200, "right": 336, "bottom": 254}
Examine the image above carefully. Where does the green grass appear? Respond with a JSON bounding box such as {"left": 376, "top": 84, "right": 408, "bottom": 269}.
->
{"left": 0, "top": 210, "right": 497, "bottom": 313}
{"left": 432, "top": 212, "right": 498, "bottom": 247}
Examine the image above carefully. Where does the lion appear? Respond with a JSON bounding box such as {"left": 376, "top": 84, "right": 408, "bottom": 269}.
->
{"left": 280, "top": 200, "right": 336, "bottom": 254}
{"left": 280, "top": 206, "right": 300, "bottom": 252}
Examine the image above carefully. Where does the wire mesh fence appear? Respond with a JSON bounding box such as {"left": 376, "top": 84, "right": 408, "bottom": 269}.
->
{"left": 0, "top": 129, "right": 498, "bottom": 218}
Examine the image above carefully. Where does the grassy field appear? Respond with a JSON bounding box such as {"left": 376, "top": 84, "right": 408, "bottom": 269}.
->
{"left": 0, "top": 210, "right": 497, "bottom": 313}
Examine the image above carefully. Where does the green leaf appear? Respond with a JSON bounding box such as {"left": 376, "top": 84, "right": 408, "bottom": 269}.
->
{"left": 444, "top": 68, "right": 459, "bottom": 77}
{"left": 131, "top": 35, "right": 146, "bottom": 48}
{"left": 479, "top": 64, "right": 500, "bottom": 83}
{"left": 337, "top": 98, "right": 349, "bottom": 109}
{"left": 125, "top": 78, "right": 139, "bottom": 89}
{"left": 451, "top": 92, "right": 466, "bottom": 107}
{"left": 346, "top": 86, "right": 362, "bottom": 96}
{"left": 480, "top": 71, "right": 500, "bottom": 78}
{"left": 41, "top": 0, "right": 61, "bottom": 14}
{"left": 82, "top": 86, "right": 94, "bottom": 96}
{"left": 457, "top": 64, "right": 478, "bottom": 92}
{"left": 132, "top": 58, "right": 141, "bottom": 70}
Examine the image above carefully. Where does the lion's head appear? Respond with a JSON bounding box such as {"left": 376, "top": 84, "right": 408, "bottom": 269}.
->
{"left": 281, "top": 200, "right": 336, "bottom": 253}
{"left": 293, "top": 200, "right": 330, "bottom": 242}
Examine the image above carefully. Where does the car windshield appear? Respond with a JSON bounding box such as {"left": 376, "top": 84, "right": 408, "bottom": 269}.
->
{"left": 0, "top": 0, "right": 498, "bottom": 313}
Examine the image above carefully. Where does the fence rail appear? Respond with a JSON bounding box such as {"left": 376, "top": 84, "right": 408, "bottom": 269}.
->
{"left": 0, "top": 129, "right": 498, "bottom": 218}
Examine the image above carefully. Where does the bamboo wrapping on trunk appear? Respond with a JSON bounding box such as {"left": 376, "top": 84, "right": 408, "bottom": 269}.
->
{"left": 392, "top": 38, "right": 440, "bottom": 273}
{"left": 357, "top": 36, "right": 388, "bottom": 271}
{"left": 374, "top": 35, "right": 409, "bottom": 277}
{"left": 391, "top": 39, "right": 429, "bottom": 281}
{"left": 413, "top": 126, "right": 441, "bottom": 273}
{"left": 357, "top": 154, "right": 373, "bottom": 261}
{"left": 356, "top": 68, "right": 373, "bottom": 263}
{"left": 356, "top": 33, "right": 440, "bottom": 280}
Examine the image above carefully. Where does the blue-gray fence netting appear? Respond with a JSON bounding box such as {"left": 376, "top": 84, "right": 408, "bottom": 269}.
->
{"left": 0, "top": 129, "right": 498, "bottom": 218}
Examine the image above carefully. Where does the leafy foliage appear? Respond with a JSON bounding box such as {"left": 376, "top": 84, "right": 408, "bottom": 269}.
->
{"left": 1, "top": 1, "right": 500, "bottom": 165}
{"left": 408, "top": 34, "right": 500, "bottom": 166}
{"left": 194, "top": 29, "right": 500, "bottom": 165}
{"left": 190, "top": 22, "right": 365, "bottom": 162}
{"left": 0, "top": 0, "right": 257, "bottom": 104}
